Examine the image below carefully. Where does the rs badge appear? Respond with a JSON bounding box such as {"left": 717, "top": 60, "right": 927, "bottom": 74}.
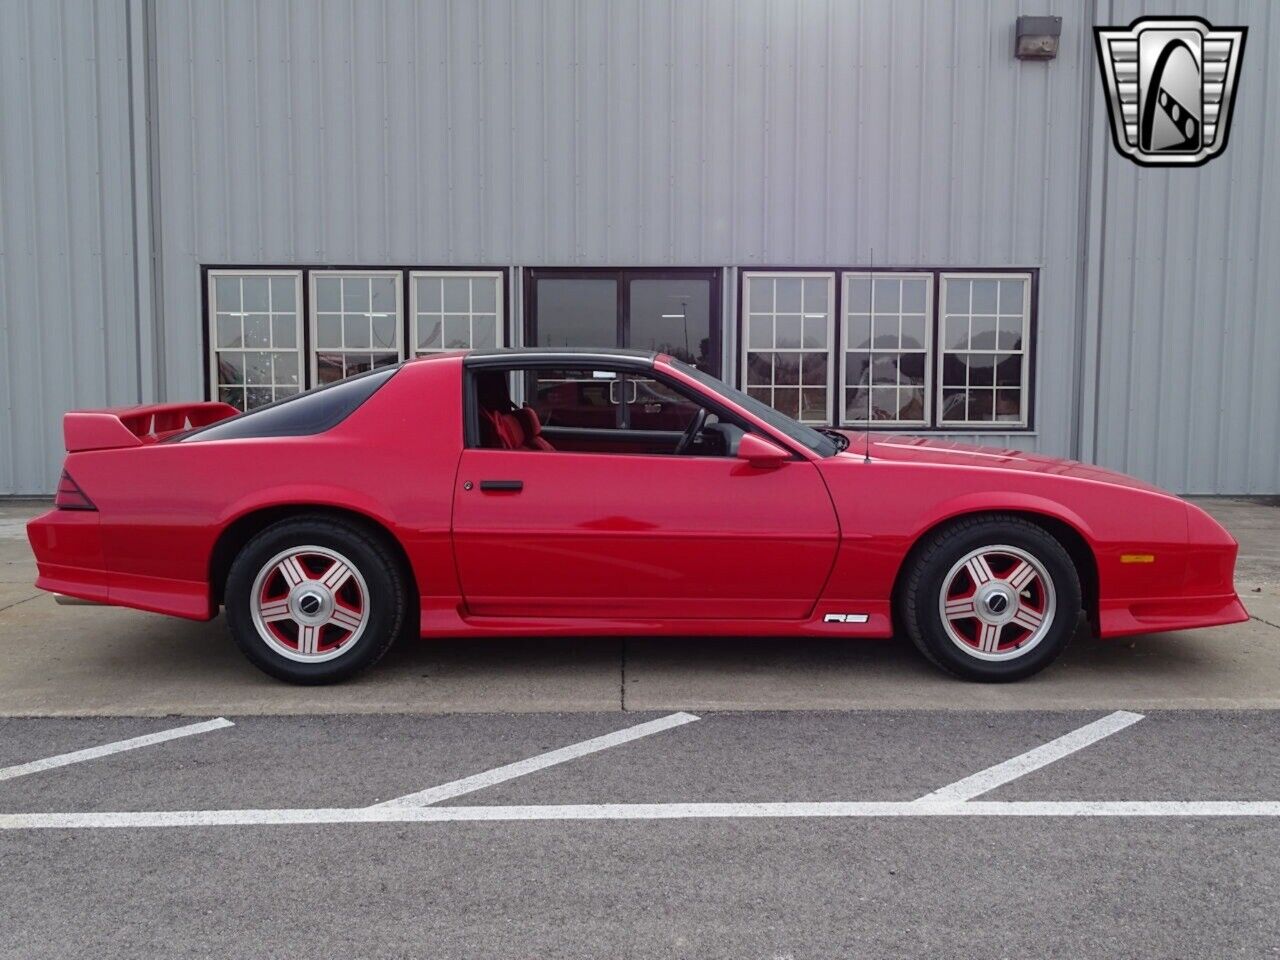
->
{"left": 823, "top": 613, "right": 869, "bottom": 624}
{"left": 1094, "top": 16, "right": 1247, "bottom": 167}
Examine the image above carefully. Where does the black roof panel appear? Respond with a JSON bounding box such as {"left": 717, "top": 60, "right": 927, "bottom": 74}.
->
{"left": 463, "top": 347, "right": 656, "bottom": 368}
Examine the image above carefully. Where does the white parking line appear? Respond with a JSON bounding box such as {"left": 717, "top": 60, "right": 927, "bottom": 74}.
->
{"left": 914, "top": 710, "right": 1145, "bottom": 803}
{"left": 3, "top": 799, "right": 1279, "bottom": 831}
{"left": 372, "top": 712, "right": 701, "bottom": 808}
{"left": 0, "top": 718, "right": 235, "bottom": 784}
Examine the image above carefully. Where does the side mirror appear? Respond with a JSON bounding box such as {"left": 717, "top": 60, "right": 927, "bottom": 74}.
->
{"left": 736, "top": 433, "right": 791, "bottom": 467}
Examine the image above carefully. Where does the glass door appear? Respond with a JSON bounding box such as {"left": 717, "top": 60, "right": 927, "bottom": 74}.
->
{"left": 526, "top": 273, "right": 620, "bottom": 350}
{"left": 626, "top": 274, "right": 716, "bottom": 372}
{"left": 525, "top": 268, "right": 720, "bottom": 430}
{"left": 625, "top": 273, "right": 716, "bottom": 431}
{"left": 526, "top": 268, "right": 719, "bottom": 373}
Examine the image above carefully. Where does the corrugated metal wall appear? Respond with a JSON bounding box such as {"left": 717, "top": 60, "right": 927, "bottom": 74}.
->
{"left": 149, "top": 0, "right": 1091, "bottom": 458}
{"left": 2, "top": 0, "right": 1278, "bottom": 494}
{"left": 1087, "top": 0, "right": 1280, "bottom": 494}
{"left": 0, "top": 0, "right": 143, "bottom": 494}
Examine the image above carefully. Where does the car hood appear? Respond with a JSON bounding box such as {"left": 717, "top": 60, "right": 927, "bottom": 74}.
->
{"left": 833, "top": 432, "right": 1168, "bottom": 495}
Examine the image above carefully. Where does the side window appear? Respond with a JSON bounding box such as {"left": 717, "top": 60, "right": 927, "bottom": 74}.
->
{"left": 527, "top": 368, "right": 619, "bottom": 430}
{"left": 626, "top": 377, "right": 703, "bottom": 432}
{"left": 471, "top": 365, "right": 743, "bottom": 457}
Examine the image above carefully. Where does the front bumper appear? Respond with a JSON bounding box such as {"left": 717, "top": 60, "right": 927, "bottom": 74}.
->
{"left": 1098, "top": 593, "right": 1250, "bottom": 637}
{"left": 1098, "top": 501, "right": 1249, "bottom": 637}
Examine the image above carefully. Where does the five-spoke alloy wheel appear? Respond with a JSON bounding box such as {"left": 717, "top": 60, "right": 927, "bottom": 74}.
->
{"left": 251, "top": 546, "right": 371, "bottom": 663}
{"left": 902, "top": 516, "right": 1081, "bottom": 681}
{"left": 938, "top": 545, "right": 1057, "bottom": 662}
{"left": 226, "top": 517, "right": 408, "bottom": 684}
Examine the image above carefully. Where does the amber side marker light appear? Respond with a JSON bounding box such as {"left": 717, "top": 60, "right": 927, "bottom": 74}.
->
{"left": 54, "top": 470, "right": 97, "bottom": 511}
{"left": 1120, "top": 553, "right": 1156, "bottom": 564}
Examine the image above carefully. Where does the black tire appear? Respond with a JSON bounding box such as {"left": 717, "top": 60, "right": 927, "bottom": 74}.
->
{"left": 900, "top": 515, "right": 1082, "bottom": 682}
{"left": 224, "top": 516, "right": 409, "bottom": 684}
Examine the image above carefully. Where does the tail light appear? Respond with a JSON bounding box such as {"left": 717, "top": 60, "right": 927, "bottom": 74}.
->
{"left": 55, "top": 470, "right": 96, "bottom": 511}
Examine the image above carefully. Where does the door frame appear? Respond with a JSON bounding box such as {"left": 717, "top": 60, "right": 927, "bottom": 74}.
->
{"left": 523, "top": 267, "right": 723, "bottom": 377}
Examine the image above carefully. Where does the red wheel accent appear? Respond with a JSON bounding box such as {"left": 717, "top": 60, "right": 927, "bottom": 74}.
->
{"left": 939, "top": 545, "right": 1057, "bottom": 661}
{"left": 250, "top": 547, "right": 370, "bottom": 662}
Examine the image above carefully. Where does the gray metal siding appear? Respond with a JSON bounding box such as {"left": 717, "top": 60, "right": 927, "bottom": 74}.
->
{"left": 0, "top": 0, "right": 141, "bottom": 494}
{"left": 1088, "top": 0, "right": 1280, "bottom": 494}
{"left": 2, "top": 0, "right": 1278, "bottom": 494}
{"left": 149, "top": 0, "right": 1089, "bottom": 458}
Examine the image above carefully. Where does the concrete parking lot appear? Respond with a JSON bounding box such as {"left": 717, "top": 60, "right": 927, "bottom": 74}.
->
{"left": 2, "top": 498, "right": 1279, "bottom": 958}
{"left": 2, "top": 498, "right": 1279, "bottom": 715}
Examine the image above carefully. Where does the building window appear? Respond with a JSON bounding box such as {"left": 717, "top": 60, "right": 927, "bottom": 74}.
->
{"left": 842, "top": 272, "right": 933, "bottom": 426}
{"left": 739, "top": 268, "right": 1035, "bottom": 431}
{"left": 410, "top": 271, "right": 504, "bottom": 355}
{"left": 207, "top": 267, "right": 509, "bottom": 404}
{"left": 310, "top": 271, "right": 403, "bottom": 385}
{"left": 938, "top": 274, "right": 1031, "bottom": 427}
{"left": 208, "top": 270, "right": 304, "bottom": 411}
{"left": 741, "top": 272, "right": 835, "bottom": 424}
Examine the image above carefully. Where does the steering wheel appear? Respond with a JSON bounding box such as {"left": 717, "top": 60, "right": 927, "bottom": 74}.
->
{"left": 674, "top": 407, "right": 709, "bottom": 455}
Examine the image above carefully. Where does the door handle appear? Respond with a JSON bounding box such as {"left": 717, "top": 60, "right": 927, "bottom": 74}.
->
{"left": 479, "top": 480, "right": 523, "bottom": 492}
{"left": 607, "top": 379, "right": 638, "bottom": 404}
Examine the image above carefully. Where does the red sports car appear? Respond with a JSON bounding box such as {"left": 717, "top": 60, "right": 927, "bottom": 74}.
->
{"left": 27, "top": 349, "right": 1247, "bottom": 684}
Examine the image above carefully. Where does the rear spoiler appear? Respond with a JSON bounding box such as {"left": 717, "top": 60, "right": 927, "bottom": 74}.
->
{"left": 64, "top": 401, "right": 240, "bottom": 452}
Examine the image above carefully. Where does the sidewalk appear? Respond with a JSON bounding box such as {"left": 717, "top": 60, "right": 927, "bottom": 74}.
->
{"left": 2, "top": 497, "right": 1278, "bottom": 716}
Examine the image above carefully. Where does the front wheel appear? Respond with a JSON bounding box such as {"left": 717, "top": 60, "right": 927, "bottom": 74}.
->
{"left": 901, "top": 516, "right": 1082, "bottom": 682}
{"left": 224, "top": 517, "right": 408, "bottom": 684}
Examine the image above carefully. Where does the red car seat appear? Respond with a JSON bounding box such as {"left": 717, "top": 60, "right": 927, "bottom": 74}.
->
{"left": 476, "top": 371, "right": 554, "bottom": 451}
{"left": 513, "top": 405, "right": 555, "bottom": 451}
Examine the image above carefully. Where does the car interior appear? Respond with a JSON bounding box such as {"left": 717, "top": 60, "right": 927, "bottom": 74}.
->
{"left": 471, "top": 366, "right": 747, "bottom": 457}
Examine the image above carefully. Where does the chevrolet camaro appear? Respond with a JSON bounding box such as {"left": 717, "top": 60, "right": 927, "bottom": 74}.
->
{"left": 27, "top": 348, "right": 1247, "bottom": 684}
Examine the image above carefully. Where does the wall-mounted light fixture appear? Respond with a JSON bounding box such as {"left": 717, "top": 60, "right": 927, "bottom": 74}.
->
{"left": 1015, "top": 15, "right": 1062, "bottom": 60}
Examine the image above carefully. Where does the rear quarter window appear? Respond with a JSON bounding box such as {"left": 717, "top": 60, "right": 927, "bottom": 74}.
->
{"left": 180, "top": 367, "right": 397, "bottom": 442}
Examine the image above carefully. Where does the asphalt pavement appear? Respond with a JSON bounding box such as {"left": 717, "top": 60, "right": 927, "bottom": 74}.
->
{"left": 2, "top": 709, "right": 1278, "bottom": 959}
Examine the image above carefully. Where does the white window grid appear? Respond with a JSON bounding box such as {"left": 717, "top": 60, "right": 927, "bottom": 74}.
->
{"left": 740, "top": 271, "right": 836, "bottom": 425}
{"left": 207, "top": 270, "right": 305, "bottom": 411}
{"left": 937, "top": 273, "right": 1031, "bottom": 428}
{"left": 840, "top": 272, "right": 934, "bottom": 428}
{"left": 309, "top": 271, "right": 404, "bottom": 386}
{"left": 410, "top": 271, "right": 505, "bottom": 356}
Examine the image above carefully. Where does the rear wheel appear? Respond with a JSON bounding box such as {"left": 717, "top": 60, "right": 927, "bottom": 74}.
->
{"left": 901, "top": 516, "right": 1081, "bottom": 682}
{"left": 225, "top": 517, "right": 408, "bottom": 684}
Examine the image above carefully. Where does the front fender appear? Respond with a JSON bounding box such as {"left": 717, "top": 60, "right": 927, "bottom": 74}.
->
{"left": 906, "top": 490, "right": 1099, "bottom": 547}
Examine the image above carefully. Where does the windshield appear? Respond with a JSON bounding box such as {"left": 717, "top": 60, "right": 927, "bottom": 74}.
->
{"left": 669, "top": 359, "right": 839, "bottom": 458}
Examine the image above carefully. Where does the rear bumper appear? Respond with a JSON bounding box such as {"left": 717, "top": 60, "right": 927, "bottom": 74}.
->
{"left": 27, "top": 509, "right": 111, "bottom": 604}
{"left": 27, "top": 509, "right": 214, "bottom": 620}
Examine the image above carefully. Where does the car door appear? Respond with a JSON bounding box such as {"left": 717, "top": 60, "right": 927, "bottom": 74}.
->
{"left": 450, "top": 364, "right": 840, "bottom": 620}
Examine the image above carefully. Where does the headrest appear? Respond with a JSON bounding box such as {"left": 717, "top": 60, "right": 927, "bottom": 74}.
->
{"left": 513, "top": 405, "right": 543, "bottom": 438}
{"left": 475, "top": 371, "right": 512, "bottom": 410}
